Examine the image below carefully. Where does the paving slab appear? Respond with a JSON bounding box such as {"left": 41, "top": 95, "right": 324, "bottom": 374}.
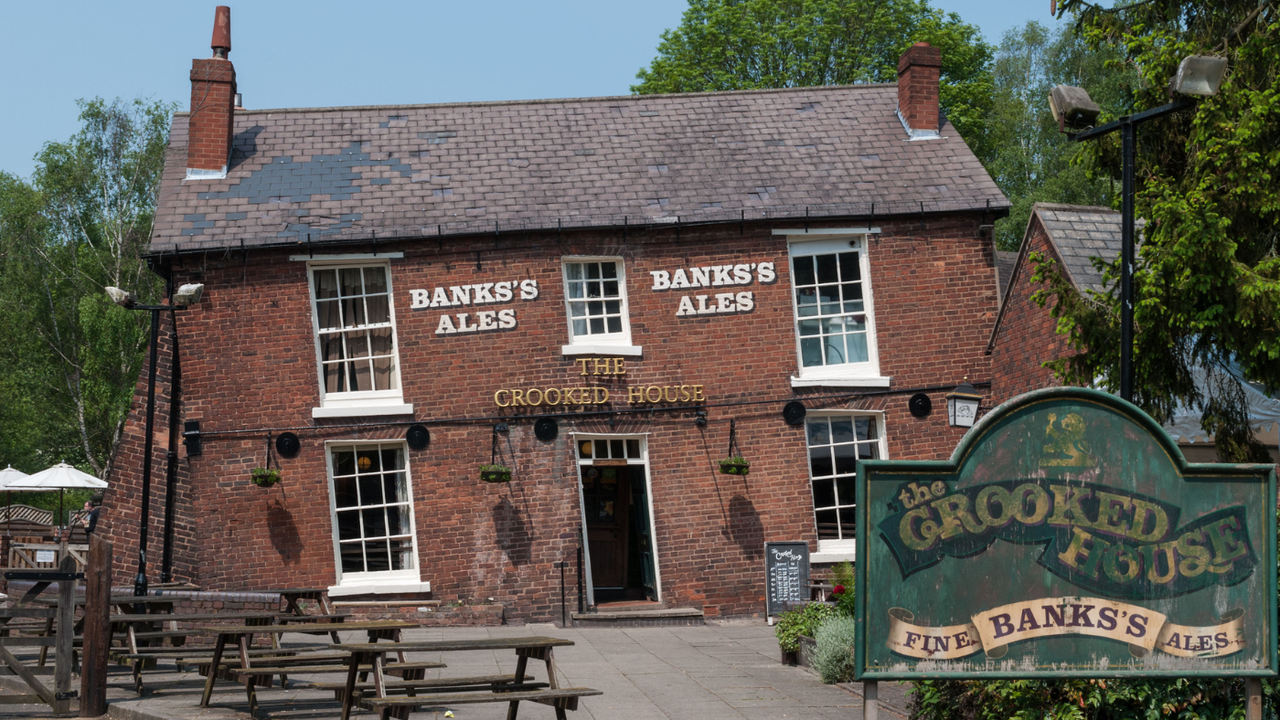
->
{"left": 1, "top": 619, "right": 912, "bottom": 719}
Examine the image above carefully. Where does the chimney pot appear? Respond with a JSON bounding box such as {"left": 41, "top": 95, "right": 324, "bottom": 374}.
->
{"left": 211, "top": 6, "right": 231, "bottom": 57}
{"left": 897, "top": 42, "right": 943, "bottom": 137}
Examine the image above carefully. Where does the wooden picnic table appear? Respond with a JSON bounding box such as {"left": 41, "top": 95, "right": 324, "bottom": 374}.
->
{"left": 199, "top": 619, "right": 418, "bottom": 709}
{"left": 331, "top": 636, "right": 600, "bottom": 720}
{"left": 252, "top": 587, "right": 335, "bottom": 616}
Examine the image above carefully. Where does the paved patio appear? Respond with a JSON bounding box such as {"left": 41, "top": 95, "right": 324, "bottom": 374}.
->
{"left": 0, "top": 620, "right": 912, "bottom": 719}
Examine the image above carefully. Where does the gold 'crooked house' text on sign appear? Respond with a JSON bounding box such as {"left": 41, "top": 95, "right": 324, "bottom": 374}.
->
{"left": 855, "top": 388, "right": 1277, "bottom": 680}
{"left": 492, "top": 357, "right": 706, "bottom": 408}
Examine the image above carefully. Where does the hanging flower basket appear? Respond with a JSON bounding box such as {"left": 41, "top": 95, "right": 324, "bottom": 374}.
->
{"left": 251, "top": 467, "right": 281, "bottom": 487}
{"left": 479, "top": 464, "right": 512, "bottom": 484}
{"left": 718, "top": 457, "right": 751, "bottom": 476}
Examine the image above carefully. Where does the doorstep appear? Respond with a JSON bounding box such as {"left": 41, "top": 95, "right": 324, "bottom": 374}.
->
{"left": 571, "top": 606, "right": 705, "bottom": 627}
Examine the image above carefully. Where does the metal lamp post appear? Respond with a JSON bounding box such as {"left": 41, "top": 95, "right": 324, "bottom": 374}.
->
{"left": 107, "top": 283, "right": 203, "bottom": 595}
{"left": 1049, "top": 55, "right": 1226, "bottom": 403}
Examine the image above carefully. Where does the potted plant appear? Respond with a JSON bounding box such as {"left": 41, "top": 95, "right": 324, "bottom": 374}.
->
{"left": 251, "top": 467, "right": 281, "bottom": 488}
{"left": 775, "top": 602, "right": 835, "bottom": 666}
{"left": 479, "top": 464, "right": 512, "bottom": 483}
{"left": 718, "top": 456, "right": 750, "bottom": 476}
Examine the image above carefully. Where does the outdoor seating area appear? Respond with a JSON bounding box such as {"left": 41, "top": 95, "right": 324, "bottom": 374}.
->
{"left": 1, "top": 578, "right": 604, "bottom": 719}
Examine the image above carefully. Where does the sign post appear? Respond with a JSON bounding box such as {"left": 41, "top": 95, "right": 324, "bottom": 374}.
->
{"left": 856, "top": 388, "right": 1276, "bottom": 712}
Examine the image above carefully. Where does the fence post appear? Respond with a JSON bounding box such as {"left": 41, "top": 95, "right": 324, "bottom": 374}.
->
{"left": 80, "top": 535, "right": 111, "bottom": 716}
{"left": 54, "top": 554, "right": 75, "bottom": 714}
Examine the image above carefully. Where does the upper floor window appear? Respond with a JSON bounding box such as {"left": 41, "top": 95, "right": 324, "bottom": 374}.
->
{"left": 561, "top": 258, "right": 640, "bottom": 356}
{"left": 308, "top": 262, "right": 410, "bottom": 416}
{"left": 788, "top": 236, "right": 883, "bottom": 385}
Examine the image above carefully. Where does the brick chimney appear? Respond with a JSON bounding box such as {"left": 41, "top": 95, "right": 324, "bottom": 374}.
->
{"left": 897, "top": 42, "right": 942, "bottom": 138}
{"left": 187, "top": 6, "right": 236, "bottom": 179}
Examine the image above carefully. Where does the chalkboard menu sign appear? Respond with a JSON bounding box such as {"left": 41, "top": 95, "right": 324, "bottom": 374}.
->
{"left": 765, "top": 541, "right": 810, "bottom": 616}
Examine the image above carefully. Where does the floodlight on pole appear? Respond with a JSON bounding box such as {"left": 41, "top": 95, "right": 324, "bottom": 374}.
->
{"left": 1170, "top": 55, "right": 1228, "bottom": 97}
{"left": 1049, "top": 55, "right": 1224, "bottom": 404}
{"left": 105, "top": 282, "right": 204, "bottom": 595}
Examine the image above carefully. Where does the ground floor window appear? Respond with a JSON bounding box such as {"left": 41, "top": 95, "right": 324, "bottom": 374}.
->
{"left": 805, "top": 413, "right": 884, "bottom": 553}
{"left": 327, "top": 442, "right": 417, "bottom": 583}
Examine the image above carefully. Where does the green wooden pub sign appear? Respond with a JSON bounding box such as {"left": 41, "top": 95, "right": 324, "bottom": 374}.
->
{"left": 855, "top": 388, "right": 1277, "bottom": 679}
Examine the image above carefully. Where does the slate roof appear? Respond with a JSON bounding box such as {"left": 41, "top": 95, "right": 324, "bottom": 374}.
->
{"left": 995, "top": 250, "right": 1018, "bottom": 301}
{"left": 150, "top": 84, "right": 1008, "bottom": 253}
{"left": 987, "top": 203, "right": 1122, "bottom": 352}
{"left": 1034, "top": 204, "right": 1122, "bottom": 294}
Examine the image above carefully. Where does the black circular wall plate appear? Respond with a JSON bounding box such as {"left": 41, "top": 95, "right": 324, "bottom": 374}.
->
{"left": 406, "top": 424, "right": 431, "bottom": 450}
{"left": 909, "top": 393, "right": 933, "bottom": 418}
{"left": 534, "top": 417, "right": 559, "bottom": 442}
{"left": 782, "top": 401, "right": 807, "bottom": 426}
{"left": 275, "top": 432, "right": 301, "bottom": 459}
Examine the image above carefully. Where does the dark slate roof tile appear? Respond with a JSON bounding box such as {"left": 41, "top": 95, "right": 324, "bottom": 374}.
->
{"left": 152, "top": 85, "right": 1007, "bottom": 251}
{"left": 1032, "top": 203, "right": 1123, "bottom": 295}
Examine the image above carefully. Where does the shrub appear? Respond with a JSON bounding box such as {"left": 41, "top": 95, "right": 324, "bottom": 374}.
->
{"left": 829, "top": 560, "right": 856, "bottom": 617}
{"left": 775, "top": 602, "right": 835, "bottom": 653}
{"left": 813, "top": 615, "right": 858, "bottom": 684}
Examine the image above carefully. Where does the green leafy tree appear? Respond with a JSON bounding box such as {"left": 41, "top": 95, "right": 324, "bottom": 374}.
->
{"left": 0, "top": 98, "right": 173, "bottom": 479}
{"left": 1032, "top": 0, "right": 1280, "bottom": 462}
{"left": 632, "top": 0, "right": 996, "bottom": 161}
{"left": 986, "top": 21, "right": 1137, "bottom": 249}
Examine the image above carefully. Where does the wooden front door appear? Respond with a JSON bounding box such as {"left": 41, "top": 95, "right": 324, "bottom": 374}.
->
{"left": 582, "top": 465, "right": 630, "bottom": 589}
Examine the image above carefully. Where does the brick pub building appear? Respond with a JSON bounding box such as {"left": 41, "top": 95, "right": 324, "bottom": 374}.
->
{"left": 99, "top": 9, "right": 1010, "bottom": 623}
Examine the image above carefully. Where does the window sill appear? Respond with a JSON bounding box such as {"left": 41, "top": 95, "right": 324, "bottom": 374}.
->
{"left": 312, "top": 403, "right": 414, "bottom": 419}
{"left": 790, "top": 376, "right": 890, "bottom": 389}
{"left": 327, "top": 580, "right": 432, "bottom": 598}
{"left": 811, "top": 548, "right": 856, "bottom": 564}
{"left": 561, "top": 344, "right": 643, "bottom": 357}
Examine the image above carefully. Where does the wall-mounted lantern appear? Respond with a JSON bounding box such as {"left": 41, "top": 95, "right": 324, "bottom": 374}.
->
{"left": 945, "top": 383, "right": 982, "bottom": 428}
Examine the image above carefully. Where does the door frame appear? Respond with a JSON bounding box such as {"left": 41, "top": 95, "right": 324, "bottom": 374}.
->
{"left": 572, "top": 433, "right": 661, "bottom": 605}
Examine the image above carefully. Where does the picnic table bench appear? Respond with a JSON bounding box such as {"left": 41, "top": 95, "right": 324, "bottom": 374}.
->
{"left": 199, "top": 619, "right": 420, "bottom": 713}
{"left": 333, "top": 636, "right": 602, "bottom": 720}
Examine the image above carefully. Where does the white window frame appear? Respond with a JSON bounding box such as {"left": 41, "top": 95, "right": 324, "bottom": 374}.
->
{"left": 306, "top": 260, "right": 413, "bottom": 418}
{"left": 560, "top": 256, "right": 641, "bottom": 356}
{"left": 324, "top": 440, "right": 429, "bottom": 596}
{"left": 804, "top": 411, "right": 888, "bottom": 563}
{"left": 785, "top": 234, "right": 888, "bottom": 388}
{"left": 571, "top": 434, "right": 661, "bottom": 603}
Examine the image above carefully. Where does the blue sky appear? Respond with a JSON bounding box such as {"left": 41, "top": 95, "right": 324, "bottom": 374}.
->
{"left": 0, "top": 1, "right": 1061, "bottom": 179}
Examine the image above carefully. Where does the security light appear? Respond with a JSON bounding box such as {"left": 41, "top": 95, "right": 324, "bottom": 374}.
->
{"left": 173, "top": 283, "right": 205, "bottom": 306}
{"left": 105, "top": 286, "right": 136, "bottom": 309}
{"left": 1049, "top": 85, "right": 1101, "bottom": 133}
{"left": 1170, "top": 55, "right": 1227, "bottom": 97}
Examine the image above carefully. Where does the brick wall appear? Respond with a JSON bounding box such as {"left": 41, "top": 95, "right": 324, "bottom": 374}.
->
{"left": 104, "top": 213, "right": 998, "bottom": 621}
{"left": 989, "top": 215, "right": 1075, "bottom": 406}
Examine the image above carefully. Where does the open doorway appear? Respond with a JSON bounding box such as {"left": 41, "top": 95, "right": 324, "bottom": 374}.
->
{"left": 575, "top": 436, "right": 658, "bottom": 605}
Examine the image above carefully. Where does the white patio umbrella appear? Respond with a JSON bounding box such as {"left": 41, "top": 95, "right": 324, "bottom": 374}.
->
{"left": 6, "top": 463, "right": 108, "bottom": 533}
{"left": 0, "top": 465, "right": 38, "bottom": 537}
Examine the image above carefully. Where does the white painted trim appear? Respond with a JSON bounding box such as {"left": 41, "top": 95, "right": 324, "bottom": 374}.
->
{"left": 327, "top": 581, "right": 432, "bottom": 598}
{"left": 789, "top": 376, "right": 891, "bottom": 389}
{"left": 561, "top": 256, "right": 635, "bottom": 350}
{"left": 573, "top": 434, "right": 661, "bottom": 604}
{"left": 185, "top": 167, "right": 228, "bottom": 180}
{"left": 811, "top": 549, "right": 856, "bottom": 564}
{"left": 306, "top": 260, "right": 407, "bottom": 411}
{"left": 291, "top": 253, "right": 404, "bottom": 262}
{"left": 787, "top": 236, "right": 883, "bottom": 380}
{"left": 560, "top": 344, "right": 643, "bottom": 357}
{"left": 311, "top": 403, "right": 414, "bottom": 419}
{"left": 324, "top": 440, "right": 423, "bottom": 591}
{"left": 773, "top": 228, "right": 881, "bottom": 236}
